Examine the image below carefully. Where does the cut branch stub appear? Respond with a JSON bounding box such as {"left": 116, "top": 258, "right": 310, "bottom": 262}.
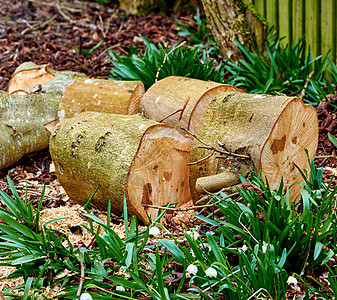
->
{"left": 49, "top": 112, "right": 192, "bottom": 223}
{"left": 58, "top": 78, "right": 145, "bottom": 120}
{"left": 189, "top": 92, "right": 318, "bottom": 200}
{"left": 140, "top": 76, "right": 243, "bottom": 132}
{"left": 127, "top": 125, "right": 193, "bottom": 223}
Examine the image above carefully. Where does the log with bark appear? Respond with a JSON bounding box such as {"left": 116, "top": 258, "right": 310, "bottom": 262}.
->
{"left": 0, "top": 62, "right": 144, "bottom": 170}
{"left": 49, "top": 112, "right": 193, "bottom": 223}
{"left": 0, "top": 63, "right": 79, "bottom": 170}
{"left": 188, "top": 92, "right": 318, "bottom": 201}
{"left": 58, "top": 78, "right": 144, "bottom": 120}
{"left": 140, "top": 76, "right": 243, "bottom": 132}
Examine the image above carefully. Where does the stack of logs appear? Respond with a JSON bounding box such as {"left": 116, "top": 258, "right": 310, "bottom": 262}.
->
{"left": 1, "top": 63, "right": 318, "bottom": 223}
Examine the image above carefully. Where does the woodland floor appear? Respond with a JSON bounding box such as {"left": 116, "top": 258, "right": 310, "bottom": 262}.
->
{"left": 0, "top": 0, "right": 337, "bottom": 298}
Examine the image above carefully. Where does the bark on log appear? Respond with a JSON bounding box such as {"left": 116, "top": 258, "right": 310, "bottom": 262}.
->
{"left": 140, "top": 76, "right": 243, "bottom": 133}
{"left": 0, "top": 64, "right": 78, "bottom": 170}
{"left": 49, "top": 112, "right": 193, "bottom": 223}
{"left": 189, "top": 92, "right": 318, "bottom": 201}
{"left": 1, "top": 62, "right": 144, "bottom": 170}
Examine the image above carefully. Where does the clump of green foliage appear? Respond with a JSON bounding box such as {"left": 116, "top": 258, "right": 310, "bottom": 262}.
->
{"left": 0, "top": 153, "right": 337, "bottom": 299}
{"left": 225, "top": 38, "right": 337, "bottom": 106}
{"left": 108, "top": 36, "right": 226, "bottom": 90}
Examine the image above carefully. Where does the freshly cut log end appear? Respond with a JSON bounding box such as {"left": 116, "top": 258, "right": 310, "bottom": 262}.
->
{"left": 188, "top": 93, "right": 319, "bottom": 201}
{"left": 7, "top": 65, "right": 55, "bottom": 94}
{"left": 260, "top": 99, "right": 318, "bottom": 197}
{"left": 140, "top": 76, "right": 244, "bottom": 132}
{"left": 58, "top": 78, "right": 145, "bottom": 120}
{"left": 127, "top": 125, "right": 193, "bottom": 223}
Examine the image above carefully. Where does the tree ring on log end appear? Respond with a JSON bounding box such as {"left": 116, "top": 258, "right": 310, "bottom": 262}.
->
{"left": 260, "top": 98, "right": 318, "bottom": 200}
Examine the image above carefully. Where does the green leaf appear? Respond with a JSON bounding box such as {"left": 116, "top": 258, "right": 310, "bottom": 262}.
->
{"left": 125, "top": 243, "right": 134, "bottom": 268}
{"left": 23, "top": 277, "right": 33, "bottom": 300}
{"left": 328, "top": 133, "right": 337, "bottom": 148}
{"left": 158, "top": 239, "right": 186, "bottom": 266}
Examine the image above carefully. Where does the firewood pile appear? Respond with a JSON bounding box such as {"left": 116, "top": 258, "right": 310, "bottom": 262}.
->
{"left": 1, "top": 62, "right": 319, "bottom": 223}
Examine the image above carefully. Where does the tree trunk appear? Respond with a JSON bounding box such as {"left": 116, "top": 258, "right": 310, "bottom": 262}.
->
{"left": 201, "top": 0, "right": 267, "bottom": 60}
{"left": 49, "top": 112, "right": 193, "bottom": 223}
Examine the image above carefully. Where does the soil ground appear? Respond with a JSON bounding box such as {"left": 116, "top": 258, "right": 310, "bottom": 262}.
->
{"left": 0, "top": 0, "right": 337, "bottom": 298}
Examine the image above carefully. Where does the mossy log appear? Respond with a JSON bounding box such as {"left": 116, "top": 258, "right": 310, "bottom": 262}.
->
{"left": 189, "top": 92, "right": 318, "bottom": 201}
{"left": 0, "top": 63, "right": 78, "bottom": 170}
{"left": 140, "top": 76, "right": 243, "bottom": 133}
{"left": 49, "top": 112, "right": 193, "bottom": 223}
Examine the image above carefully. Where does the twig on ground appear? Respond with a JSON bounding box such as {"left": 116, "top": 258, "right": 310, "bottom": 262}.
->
{"left": 21, "top": 15, "right": 57, "bottom": 35}
{"left": 315, "top": 155, "right": 337, "bottom": 159}
{"left": 56, "top": 0, "right": 75, "bottom": 24}
{"left": 155, "top": 41, "right": 186, "bottom": 82}
{"left": 77, "top": 262, "right": 85, "bottom": 296}
{"left": 300, "top": 71, "right": 314, "bottom": 99}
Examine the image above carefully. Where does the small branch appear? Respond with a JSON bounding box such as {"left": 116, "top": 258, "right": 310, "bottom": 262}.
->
{"left": 180, "top": 128, "right": 209, "bottom": 147}
{"left": 199, "top": 146, "right": 250, "bottom": 159}
{"left": 56, "top": 0, "right": 75, "bottom": 24}
{"left": 315, "top": 155, "right": 337, "bottom": 159}
{"left": 21, "top": 15, "right": 57, "bottom": 35}
{"left": 77, "top": 262, "right": 85, "bottom": 296}
{"left": 188, "top": 150, "right": 214, "bottom": 166}
{"left": 155, "top": 41, "right": 186, "bottom": 82}
{"left": 159, "top": 109, "right": 183, "bottom": 123}
{"left": 181, "top": 128, "right": 250, "bottom": 159}
{"left": 203, "top": 269, "right": 241, "bottom": 292}
{"left": 178, "top": 97, "right": 190, "bottom": 122}
{"left": 300, "top": 71, "right": 314, "bottom": 99}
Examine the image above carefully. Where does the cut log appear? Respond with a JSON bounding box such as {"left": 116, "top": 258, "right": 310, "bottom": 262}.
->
{"left": 140, "top": 76, "right": 243, "bottom": 133}
{"left": 0, "top": 91, "right": 60, "bottom": 170}
{"left": 58, "top": 78, "right": 144, "bottom": 120}
{"left": 189, "top": 92, "right": 318, "bottom": 201}
{"left": 127, "top": 125, "right": 193, "bottom": 222}
{"left": 0, "top": 64, "right": 79, "bottom": 170}
{"left": 49, "top": 112, "right": 193, "bottom": 223}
